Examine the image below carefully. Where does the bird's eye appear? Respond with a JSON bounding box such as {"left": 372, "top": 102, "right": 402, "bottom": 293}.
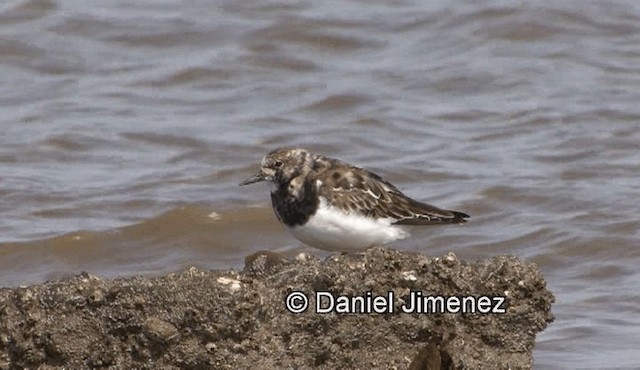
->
{"left": 274, "top": 160, "right": 283, "bottom": 168}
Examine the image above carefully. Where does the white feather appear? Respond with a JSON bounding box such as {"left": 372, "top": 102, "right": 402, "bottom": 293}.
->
{"left": 289, "top": 198, "right": 408, "bottom": 251}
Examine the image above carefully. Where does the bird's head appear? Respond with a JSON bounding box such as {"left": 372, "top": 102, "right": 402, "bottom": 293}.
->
{"left": 239, "top": 147, "right": 314, "bottom": 186}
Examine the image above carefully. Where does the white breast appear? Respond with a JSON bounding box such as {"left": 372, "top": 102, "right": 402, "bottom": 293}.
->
{"left": 288, "top": 198, "right": 408, "bottom": 251}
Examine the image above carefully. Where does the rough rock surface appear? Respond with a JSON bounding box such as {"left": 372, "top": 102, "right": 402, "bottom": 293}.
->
{"left": 0, "top": 247, "right": 554, "bottom": 369}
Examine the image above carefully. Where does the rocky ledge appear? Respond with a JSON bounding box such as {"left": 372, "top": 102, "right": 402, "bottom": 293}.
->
{"left": 0, "top": 247, "right": 554, "bottom": 370}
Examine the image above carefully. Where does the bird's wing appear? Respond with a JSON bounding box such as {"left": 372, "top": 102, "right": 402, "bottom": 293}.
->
{"left": 315, "top": 159, "right": 468, "bottom": 225}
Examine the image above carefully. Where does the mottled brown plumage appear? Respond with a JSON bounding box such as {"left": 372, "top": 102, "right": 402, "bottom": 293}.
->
{"left": 240, "top": 147, "right": 469, "bottom": 228}
{"left": 313, "top": 155, "right": 469, "bottom": 225}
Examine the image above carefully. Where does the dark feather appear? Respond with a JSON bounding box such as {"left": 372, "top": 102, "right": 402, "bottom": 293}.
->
{"left": 315, "top": 156, "right": 469, "bottom": 225}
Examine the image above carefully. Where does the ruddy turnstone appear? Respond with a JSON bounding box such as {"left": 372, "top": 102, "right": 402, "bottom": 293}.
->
{"left": 240, "top": 148, "right": 469, "bottom": 251}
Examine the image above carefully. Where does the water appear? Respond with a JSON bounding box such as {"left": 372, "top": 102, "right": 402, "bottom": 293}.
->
{"left": 1, "top": 0, "right": 639, "bottom": 368}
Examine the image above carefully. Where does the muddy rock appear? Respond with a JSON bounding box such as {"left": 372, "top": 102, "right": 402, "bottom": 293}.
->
{"left": 0, "top": 247, "right": 554, "bottom": 369}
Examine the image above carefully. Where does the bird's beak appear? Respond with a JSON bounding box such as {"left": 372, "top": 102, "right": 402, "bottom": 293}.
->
{"left": 239, "top": 171, "right": 267, "bottom": 186}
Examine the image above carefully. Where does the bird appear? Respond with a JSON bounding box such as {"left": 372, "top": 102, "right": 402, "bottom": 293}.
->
{"left": 239, "top": 147, "right": 469, "bottom": 251}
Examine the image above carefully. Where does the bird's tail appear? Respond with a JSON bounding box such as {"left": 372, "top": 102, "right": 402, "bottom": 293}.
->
{"left": 448, "top": 210, "right": 470, "bottom": 224}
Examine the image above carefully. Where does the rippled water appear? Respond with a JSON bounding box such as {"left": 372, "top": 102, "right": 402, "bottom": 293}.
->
{"left": 1, "top": 0, "right": 639, "bottom": 368}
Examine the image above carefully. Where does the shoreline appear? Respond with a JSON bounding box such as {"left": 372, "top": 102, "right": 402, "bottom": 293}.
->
{"left": 0, "top": 247, "right": 554, "bottom": 369}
